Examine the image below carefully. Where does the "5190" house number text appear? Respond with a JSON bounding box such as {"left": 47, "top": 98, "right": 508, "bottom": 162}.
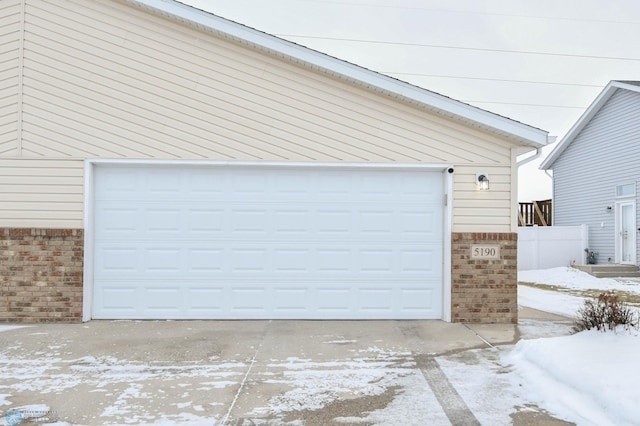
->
{"left": 470, "top": 244, "right": 500, "bottom": 259}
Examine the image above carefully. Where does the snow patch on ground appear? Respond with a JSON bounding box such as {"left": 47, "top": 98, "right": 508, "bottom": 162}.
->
{"left": 505, "top": 328, "right": 640, "bottom": 426}
{"left": 519, "top": 267, "right": 640, "bottom": 294}
{"left": 518, "top": 284, "right": 584, "bottom": 317}
{"left": 261, "top": 350, "right": 414, "bottom": 415}
{"left": 515, "top": 268, "right": 640, "bottom": 425}
{"left": 362, "top": 371, "right": 448, "bottom": 426}
{"left": 0, "top": 353, "right": 243, "bottom": 425}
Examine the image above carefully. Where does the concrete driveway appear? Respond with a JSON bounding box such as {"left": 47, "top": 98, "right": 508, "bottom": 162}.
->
{"left": 0, "top": 318, "right": 567, "bottom": 425}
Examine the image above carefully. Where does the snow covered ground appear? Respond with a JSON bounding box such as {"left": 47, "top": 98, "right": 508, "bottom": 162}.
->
{"left": 509, "top": 267, "right": 640, "bottom": 425}
{"left": 434, "top": 267, "right": 640, "bottom": 426}
{"left": 519, "top": 266, "right": 640, "bottom": 318}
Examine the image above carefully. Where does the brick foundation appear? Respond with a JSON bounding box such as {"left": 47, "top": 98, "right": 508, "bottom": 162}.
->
{"left": 451, "top": 232, "right": 518, "bottom": 324}
{"left": 0, "top": 228, "right": 84, "bottom": 323}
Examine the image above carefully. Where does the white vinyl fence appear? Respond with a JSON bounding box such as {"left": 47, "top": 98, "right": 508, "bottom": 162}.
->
{"left": 518, "top": 225, "right": 588, "bottom": 271}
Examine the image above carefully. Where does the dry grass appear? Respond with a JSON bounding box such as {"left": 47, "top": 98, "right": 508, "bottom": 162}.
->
{"left": 518, "top": 281, "right": 640, "bottom": 307}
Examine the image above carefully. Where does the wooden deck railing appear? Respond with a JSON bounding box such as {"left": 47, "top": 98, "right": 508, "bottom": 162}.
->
{"left": 518, "top": 199, "right": 552, "bottom": 226}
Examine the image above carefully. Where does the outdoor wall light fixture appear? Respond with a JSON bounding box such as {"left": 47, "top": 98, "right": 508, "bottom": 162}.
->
{"left": 606, "top": 205, "right": 613, "bottom": 213}
{"left": 476, "top": 173, "right": 490, "bottom": 191}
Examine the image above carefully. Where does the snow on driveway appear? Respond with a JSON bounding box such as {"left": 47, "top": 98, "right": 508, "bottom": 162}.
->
{"left": 0, "top": 326, "right": 457, "bottom": 425}
{"left": 0, "top": 351, "right": 246, "bottom": 425}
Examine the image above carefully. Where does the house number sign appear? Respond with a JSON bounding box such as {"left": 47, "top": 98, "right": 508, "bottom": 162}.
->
{"left": 470, "top": 244, "right": 501, "bottom": 259}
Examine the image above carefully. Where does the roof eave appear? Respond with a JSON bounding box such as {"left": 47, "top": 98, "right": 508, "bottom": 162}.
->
{"left": 540, "top": 81, "right": 640, "bottom": 169}
{"left": 127, "top": 0, "right": 550, "bottom": 148}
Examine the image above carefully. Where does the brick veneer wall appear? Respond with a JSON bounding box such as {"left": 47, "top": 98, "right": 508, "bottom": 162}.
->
{"left": 451, "top": 232, "right": 518, "bottom": 324}
{"left": 0, "top": 228, "right": 84, "bottom": 323}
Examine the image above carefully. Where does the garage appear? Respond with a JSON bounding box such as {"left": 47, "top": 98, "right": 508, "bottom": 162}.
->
{"left": 90, "top": 163, "right": 445, "bottom": 320}
{"left": 1, "top": 0, "right": 550, "bottom": 324}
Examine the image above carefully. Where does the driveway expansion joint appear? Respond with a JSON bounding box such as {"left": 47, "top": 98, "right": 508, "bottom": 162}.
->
{"left": 414, "top": 354, "right": 481, "bottom": 426}
{"left": 221, "top": 320, "right": 270, "bottom": 426}
{"left": 462, "top": 323, "right": 498, "bottom": 350}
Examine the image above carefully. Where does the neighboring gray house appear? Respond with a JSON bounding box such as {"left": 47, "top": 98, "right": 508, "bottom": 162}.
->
{"left": 541, "top": 81, "right": 640, "bottom": 266}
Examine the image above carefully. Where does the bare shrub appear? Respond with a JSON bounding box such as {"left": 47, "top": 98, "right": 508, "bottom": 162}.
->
{"left": 572, "top": 291, "right": 638, "bottom": 333}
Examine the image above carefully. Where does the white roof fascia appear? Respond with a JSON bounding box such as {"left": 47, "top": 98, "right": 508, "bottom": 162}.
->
{"left": 128, "top": 0, "right": 549, "bottom": 148}
{"left": 540, "top": 81, "right": 640, "bottom": 169}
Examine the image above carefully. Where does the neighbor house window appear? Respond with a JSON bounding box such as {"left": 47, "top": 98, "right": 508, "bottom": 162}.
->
{"left": 616, "top": 183, "right": 636, "bottom": 197}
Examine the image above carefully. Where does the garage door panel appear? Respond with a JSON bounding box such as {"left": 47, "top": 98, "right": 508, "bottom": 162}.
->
{"left": 188, "top": 209, "right": 225, "bottom": 233}
{"left": 400, "top": 174, "right": 441, "bottom": 197}
{"left": 358, "top": 288, "right": 393, "bottom": 311}
{"left": 144, "top": 286, "right": 182, "bottom": 313}
{"left": 273, "top": 249, "right": 310, "bottom": 272}
{"left": 316, "top": 287, "right": 352, "bottom": 312}
{"left": 318, "top": 173, "right": 354, "bottom": 196}
{"left": 400, "top": 248, "right": 440, "bottom": 273}
{"left": 273, "top": 287, "right": 310, "bottom": 313}
{"left": 146, "top": 169, "right": 183, "bottom": 193}
{"left": 273, "top": 172, "right": 312, "bottom": 195}
{"left": 316, "top": 248, "right": 351, "bottom": 272}
{"left": 400, "top": 210, "right": 439, "bottom": 235}
{"left": 359, "top": 249, "right": 394, "bottom": 272}
{"left": 188, "top": 248, "right": 225, "bottom": 272}
{"left": 359, "top": 174, "right": 393, "bottom": 196}
{"left": 146, "top": 208, "right": 182, "bottom": 233}
{"left": 95, "top": 284, "right": 138, "bottom": 316}
{"left": 358, "top": 211, "right": 393, "bottom": 235}
{"left": 93, "top": 166, "right": 444, "bottom": 319}
{"left": 316, "top": 210, "right": 352, "bottom": 234}
{"left": 99, "top": 247, "right": 139, "bottom": 272}
{"left": 231, "top": 172, "right": 269, "bottom": 194}
{"left": 186, "top": 287, "right": 225, "bottom": 313}
{"left": 97, "top": 168, "right": 138, "bottom": 197}
{"left": 187, "top": 170, "right": 226, "bottom": 194}
{"left": 273, "top": 209, "right": 310, "bottom": 234}
{"left": 231, "top": 248, "right": 268, "bottom": 272}
{"left": 231, "top": 209, "right": 269, "bottom": 234}
{"left": 231, "top": 287, "right": 269, "bottom": 312}
{"left": 400, "top": 288, "right": 438, "bottom": 312}
{"left": 145, "top": 248, "right": 182, "bottom": 272}
{"left": 96, "top": 207, "right": 138, "bottom": 233}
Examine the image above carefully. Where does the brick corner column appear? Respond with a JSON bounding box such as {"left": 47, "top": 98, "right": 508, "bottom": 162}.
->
{"left": 450, "top": 232, "right": 518, "bottom": 324}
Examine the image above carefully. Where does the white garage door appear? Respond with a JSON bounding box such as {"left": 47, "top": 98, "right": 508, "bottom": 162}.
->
{"left": 92, "top": 165, "right": 444, "bottom": 319}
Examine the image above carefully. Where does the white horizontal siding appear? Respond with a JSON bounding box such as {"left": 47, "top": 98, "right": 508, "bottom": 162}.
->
{"left": 553, "top": 89, "right": 640, "bottom": 261}
{"left": 0, "top": 158, "right": 84, "bottom": 228}
{"left": 20, "top": 0, "right": 512, "bottom": 162}
{"left": 0, "top": 0, "right": 20, "bottom": 156}
{"left": 452, "top": 165, "right": 514, "bottom": 233}
{"left": 1, "top": 0, "right": 524, "bottom": 231}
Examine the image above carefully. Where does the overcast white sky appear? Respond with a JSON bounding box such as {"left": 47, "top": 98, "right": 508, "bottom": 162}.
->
{"left": 183, "top": 0, "right": 640, "bottom": 201}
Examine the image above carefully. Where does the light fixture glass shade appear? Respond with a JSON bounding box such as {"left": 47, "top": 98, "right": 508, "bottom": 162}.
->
{"left": 477, "top": 174, "right": 489, "bottom": 191}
